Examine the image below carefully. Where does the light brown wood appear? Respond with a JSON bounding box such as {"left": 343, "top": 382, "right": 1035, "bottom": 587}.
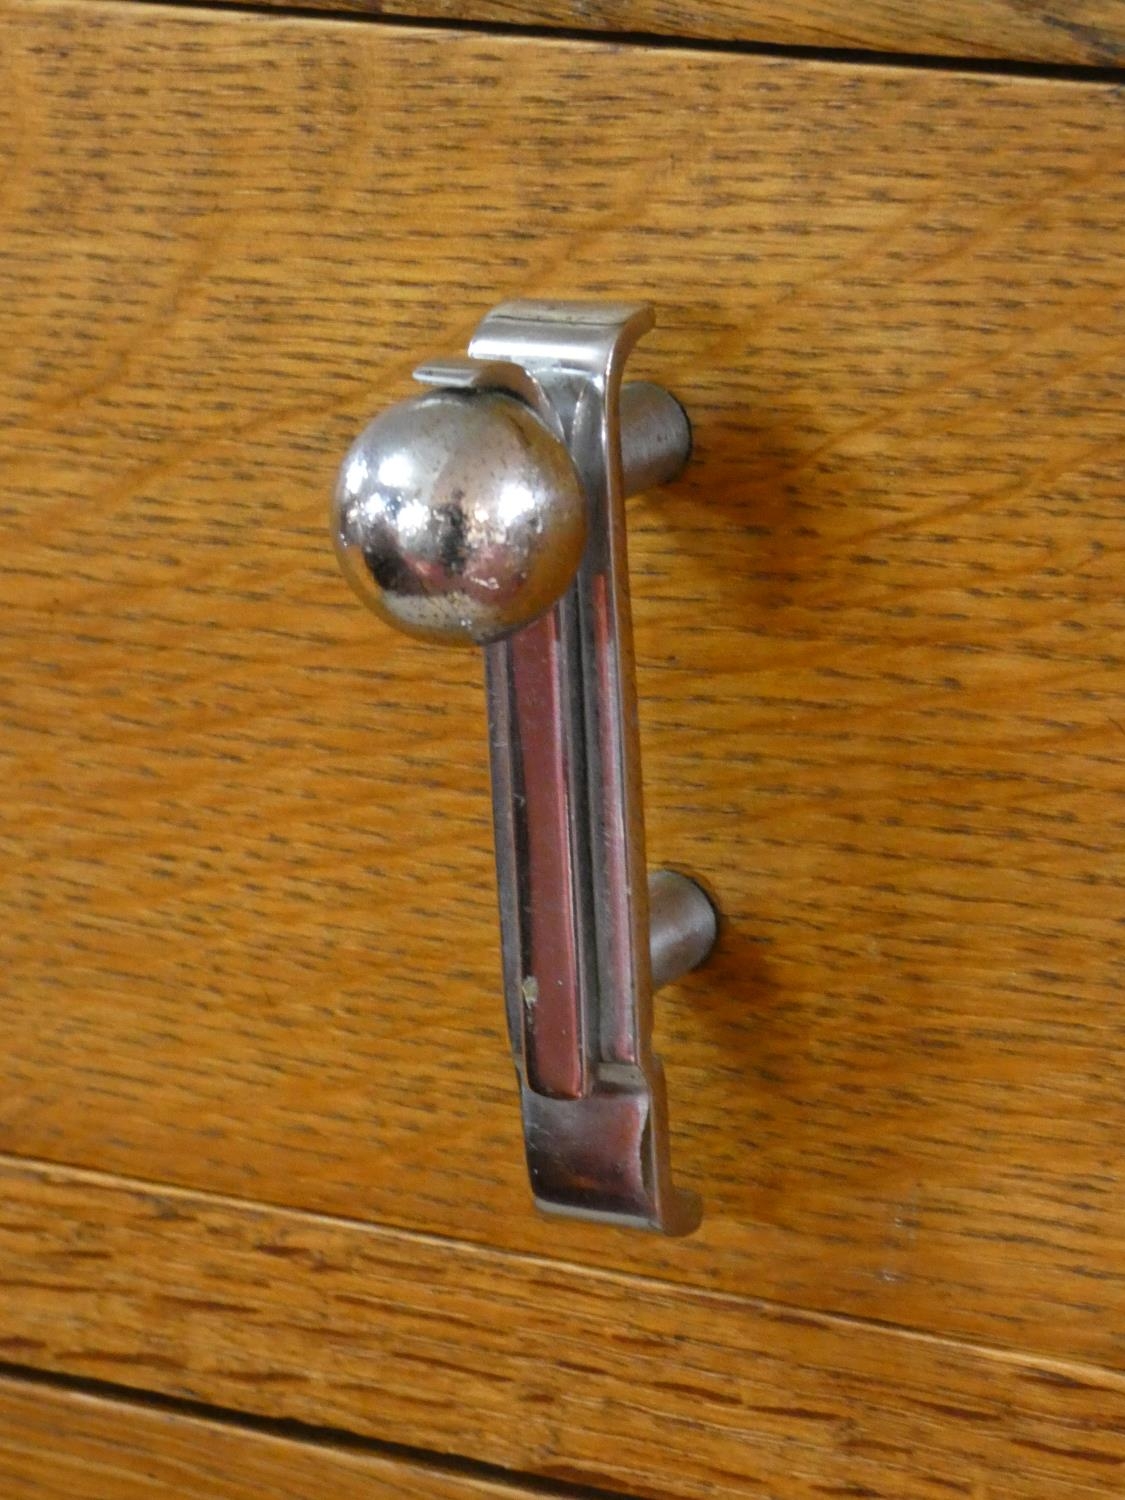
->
{"left": 7, "top": 1156, "right": 1125, "bottom": 1500}
{"left": 191, "top": 0, "right": 1125, "bottom": 68}
{"left": 2, "top": 0, "right": 1125, "bottom": 1452}
{"left": 0, "top": 1370, "right": 555, "bottom": 1500}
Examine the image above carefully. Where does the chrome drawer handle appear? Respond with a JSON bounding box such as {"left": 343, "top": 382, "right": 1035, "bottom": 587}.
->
{"left": 332, "top": 301, "right": 715, "bottom": 1234}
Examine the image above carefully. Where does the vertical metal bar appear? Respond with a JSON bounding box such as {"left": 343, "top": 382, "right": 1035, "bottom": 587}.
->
{"left": 472, "top": 302, "right": 702, "bottom": 1233}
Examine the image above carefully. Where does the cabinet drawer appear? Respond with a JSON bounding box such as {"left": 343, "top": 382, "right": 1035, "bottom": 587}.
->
{"left": 1, "top": 1, "right": 1123, "bottom": 1492}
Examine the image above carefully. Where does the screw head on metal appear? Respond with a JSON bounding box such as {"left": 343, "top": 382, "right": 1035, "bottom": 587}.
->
{"left": 332, "top": 388, "right": 587, "bottom": 647}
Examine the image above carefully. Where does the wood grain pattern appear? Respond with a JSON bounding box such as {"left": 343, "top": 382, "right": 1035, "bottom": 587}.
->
{"left": 0, "top": 1371, "right": 550, "bottom": 1500}
{"left": 8, "top": 1156, "right": 1125, "bottom": 1500}
{"left": 188, "top": 0, "right": 1125, "bottom": 68}
{"left": 2, "top": 0, "right": 1125, "bottom": 1396}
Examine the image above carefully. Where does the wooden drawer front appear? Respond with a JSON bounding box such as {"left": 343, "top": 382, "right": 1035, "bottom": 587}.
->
{"left": 1, "top": 0, "right": 1124, "bottom": 1484}
{"left": 8, "top": 1158, "right": 1125, "bottom": 1499}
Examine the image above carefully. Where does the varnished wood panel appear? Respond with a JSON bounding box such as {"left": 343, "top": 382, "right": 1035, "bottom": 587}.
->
{"left": 192, "top": 0, "right": 1125, "bottom": 68}
{"left": 2, "top": 0, "right": 1125, "bottom": 1380}
{"left": 6, "top": 1157, "right": 1125, "bottom": 1500}
{"left": 0, "top": 1372, "right": 548, "bottom": 1500}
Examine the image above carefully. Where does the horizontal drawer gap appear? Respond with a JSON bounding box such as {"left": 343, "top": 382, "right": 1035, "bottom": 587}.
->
{"left": 0, "top": 1359, "right": 641, "bottom": 1500}
{"left": 120, "top": 0, "right": 1125, "bottom": 84}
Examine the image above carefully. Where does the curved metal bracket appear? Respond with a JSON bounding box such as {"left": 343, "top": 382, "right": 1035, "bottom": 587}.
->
{"left": 465, "top": 302, "right": 711, "bottom": 1234}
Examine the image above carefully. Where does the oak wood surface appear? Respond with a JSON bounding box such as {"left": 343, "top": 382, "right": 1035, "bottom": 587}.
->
{"left": 1, "top": 0, "right": 1124, "bottom": 1410}
{"left": 7, "top": 1156, "right": 1125, "bottom": 1500}
{"left": 0, "top": 1370, "right": 550, "bottom": 1500}
{"left": 177, "top": 0, "right": 1125, "bottom": 68}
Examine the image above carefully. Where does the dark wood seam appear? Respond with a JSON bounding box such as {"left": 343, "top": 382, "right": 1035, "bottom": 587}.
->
{"left": 85, "top": 0, "right": 1125, "bottom": 84}
{"left": 0, "top": 1359, "right": 646, "bottom": 1500}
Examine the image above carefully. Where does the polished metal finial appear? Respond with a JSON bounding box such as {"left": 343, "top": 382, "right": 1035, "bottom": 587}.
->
{"left": 332, "top": 388, "right": 587, "bottom": 647}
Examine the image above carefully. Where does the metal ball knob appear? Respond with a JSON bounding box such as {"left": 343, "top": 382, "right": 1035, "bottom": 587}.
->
{"left": 332, "top": 388, "right": 587, "bottom": 647}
